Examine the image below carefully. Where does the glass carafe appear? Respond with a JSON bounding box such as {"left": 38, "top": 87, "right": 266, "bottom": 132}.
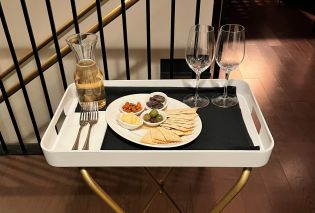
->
{"left": 66, "top": 33, "right": 106, "bottom": 109}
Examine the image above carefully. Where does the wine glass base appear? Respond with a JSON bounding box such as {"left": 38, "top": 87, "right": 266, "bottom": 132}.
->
{"left": 183, "top": 95, "right": 209, "bottom": 108}
{"left": 211, "top": 95, "right": 238, "bottom": 108}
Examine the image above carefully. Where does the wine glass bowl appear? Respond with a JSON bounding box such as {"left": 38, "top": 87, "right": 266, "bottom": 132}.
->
{"left": 183, "top": 25, "right": 215, "bottom": 108}
{"left": 211, "top": 24, "right": 245, "bottom": 108}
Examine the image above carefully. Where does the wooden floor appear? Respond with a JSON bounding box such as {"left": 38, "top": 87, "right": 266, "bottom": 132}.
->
{"left": 1, "top": 1, "right": 315, "bottom": 213}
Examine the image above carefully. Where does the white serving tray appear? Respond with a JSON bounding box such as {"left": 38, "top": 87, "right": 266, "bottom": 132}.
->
{"left": 41, "top": 79, "right": 274, "bottom": 167}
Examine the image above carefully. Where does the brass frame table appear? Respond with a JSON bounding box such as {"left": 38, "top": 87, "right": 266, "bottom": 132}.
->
{"left": 41, "top": 80, "right": 274, "bottom": 213}
{"left": 80, "top": 167, "right": 252, "bottom": 213}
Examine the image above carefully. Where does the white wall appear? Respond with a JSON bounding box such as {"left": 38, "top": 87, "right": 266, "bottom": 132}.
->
{"left": 0, "top": 0, "right": 214, "bottom": 144}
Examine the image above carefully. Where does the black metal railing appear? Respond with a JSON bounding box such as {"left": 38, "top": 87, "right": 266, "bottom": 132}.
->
{"left": 0, "top": 0, "right": 222, "bottom": 155}
{"left": 45, "top": 0, "right": 68, "bottom": 90}
{"left": 96, "top": 0, "right": 109, "bottom": 80}
{"left": 0, "top": 2, "right": 41, "bottom": 153}
{"left": 145, "top": 0, "right": 151, "bottom": 79}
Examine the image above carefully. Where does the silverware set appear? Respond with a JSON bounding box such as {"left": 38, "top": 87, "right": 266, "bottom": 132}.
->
{"left": 72, "top": 102, "right": 99, "bottom": 150}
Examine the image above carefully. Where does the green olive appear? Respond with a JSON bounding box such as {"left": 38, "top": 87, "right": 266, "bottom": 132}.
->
{"left": 156, "top": 114, "right": 163, "bottom": 122}
{"left": 143, "top": 113, "right": 151, "bottom": 121}
{"left": 149, "top": 109, "right": 158, "bottom": 118}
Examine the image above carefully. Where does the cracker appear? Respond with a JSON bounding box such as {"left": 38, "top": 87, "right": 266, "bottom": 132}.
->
{"left": 140, "top": 129, "right": 154, "bottom": 144}
{"left": 153, "top": 139, "right": 169, "bottom": 144}
{"left": 166, "top": 108, "right": 197, "bottom": 115}
{"left": 151, "top": 128, "right": 166, "bottom": 143}
{"left": 160, "top": 123, "right": 194, "bottom": 132}
{"left": 165, "top": 118, "right": 195, "bottom": 125}
{"left": 167, "top": 113, "right": 197, "bottom": 119}
{"left": 164, "top": 121, "right": 195, "bottom": 129}
{"left": 171, "top": 129, "right": 193, "bottom": 136}
{"left": 158, "top": 127, "right": 182, "bottom": 142}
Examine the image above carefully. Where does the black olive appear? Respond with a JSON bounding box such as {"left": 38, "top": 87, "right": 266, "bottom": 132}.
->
{"left": 150, "top": 117, "right": 157, "bottom": 123}
{"left": 153, "top": 95, "right": 165, "bottom": 103}
{"left": 149, "top": 97, "right": 156, "bottom": 102}
{"left": 156, "top": 103, "right": 163, "bottom": 109}
{"left": 146, "top": 102, "right": 153, "bottom": 107}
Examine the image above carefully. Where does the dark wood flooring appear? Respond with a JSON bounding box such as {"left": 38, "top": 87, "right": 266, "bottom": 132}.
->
{"left": 1, "top": 1, "right": 315, "bottom": 213}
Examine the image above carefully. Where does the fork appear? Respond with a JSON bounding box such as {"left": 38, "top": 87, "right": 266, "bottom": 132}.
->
{"left": 82, "top": 102, "right": 99, "bottom": 150}
{"left": 72, "top": 104, "right": 89, "bottom": 150}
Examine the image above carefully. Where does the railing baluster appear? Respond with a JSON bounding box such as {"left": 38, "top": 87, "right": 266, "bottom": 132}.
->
{"left": 0, "top": 82, "right": 26, "bottom": 154}
{"left": 0, "top": 79, "right": 26, "bottom": 153}
{"left": 121, "top": 0, "right": 130, "bottom": 80}
{"left": 45, "top": 0, "right": 68, "bottom": 90}
{"left": 192, "top": 0, "right": 201, "bottom": 79}
{"left": 20, "top": 0, "right": 54, "bottom": 119}
{"left": 0, "top": 2, "right": 41, "bottom": 145}
{"left": 170, "top": 0, "right": 176, "bottom": 79}
{"left": 195, "top": 0, "right": 201, "bottom": 25}
{"left": 146, "top": 0, "right": 151, "bottom": 80}
{"left": 0, "top": 131, "right": 8, "bottom": 154}
{"left": 96, "top": 0, "right": 109, "bottom": 80}
{"left": 71, "top": 0, "right": 80, "bottom": 33}
{"left": 212, "top": 0, "right": 223, "bottom": 79}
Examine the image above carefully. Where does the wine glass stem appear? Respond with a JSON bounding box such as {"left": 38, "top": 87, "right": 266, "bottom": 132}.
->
{"left": 223, "top": 71, "right": 230, "bottom": 98}
{"left": 194, "top": 73, "right": 201, "bottom": 104}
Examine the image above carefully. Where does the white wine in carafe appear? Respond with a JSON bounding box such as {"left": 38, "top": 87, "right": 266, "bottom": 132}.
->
{"left": 66, "top": 33, "right": 106, "bottom": 108}
{"left": 75, "top": 59, "right": 106, "bottom": 109}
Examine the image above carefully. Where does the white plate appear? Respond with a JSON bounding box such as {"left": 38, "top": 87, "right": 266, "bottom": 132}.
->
{"left": 105, "top": 94, "right": 202, "bottom": 148}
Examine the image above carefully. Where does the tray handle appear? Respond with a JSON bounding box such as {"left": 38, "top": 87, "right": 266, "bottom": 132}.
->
{"left": 249, "top": 95, "right": 273, "bottom": 151}
{"left": 41, "top": 84, "right": 77, "bottom": 150}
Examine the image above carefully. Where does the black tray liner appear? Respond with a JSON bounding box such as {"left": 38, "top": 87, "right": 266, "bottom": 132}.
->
{"left": 76, "top": 86, "right": 259, "bottom": 151}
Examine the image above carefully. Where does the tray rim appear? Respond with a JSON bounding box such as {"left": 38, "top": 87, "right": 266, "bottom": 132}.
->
{"left": 40, "top": 79, "right": 274, "bottom": 167}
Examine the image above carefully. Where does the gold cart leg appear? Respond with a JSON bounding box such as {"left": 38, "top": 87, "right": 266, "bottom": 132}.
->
{"left": 80, "top": 167, "right": 250, "bottom": 213}
{"left": 80, "top": 168, "right": 125, "bottom": 213}
{"left": 210, "top": 168, "right": 252, "bottom": 213}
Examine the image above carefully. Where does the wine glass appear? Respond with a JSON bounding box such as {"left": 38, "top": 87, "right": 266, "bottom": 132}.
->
{"left": 183, "top": 25, "right": 215, "bottom": 108}
{"left": 211, "top": 24, "right": 245, "bottom": 108}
